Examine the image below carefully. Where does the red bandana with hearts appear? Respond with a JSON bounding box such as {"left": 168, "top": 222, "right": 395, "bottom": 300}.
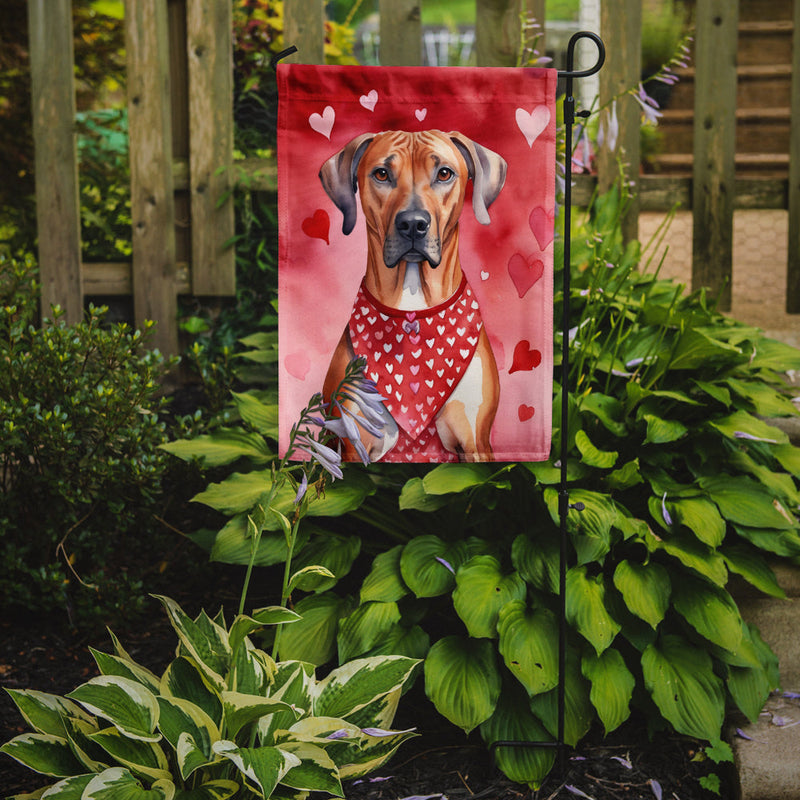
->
{"left": 349, "top": 276, "right": 483, "bottom": 443}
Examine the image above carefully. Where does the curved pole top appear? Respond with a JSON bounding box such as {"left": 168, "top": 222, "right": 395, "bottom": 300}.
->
{"left": 557, "top": 31, "right": 605, "bottom": 80}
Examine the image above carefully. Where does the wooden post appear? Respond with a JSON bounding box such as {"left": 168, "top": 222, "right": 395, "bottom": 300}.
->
{"left": 692, "top": 0, "right": 738, "bottom": 311}
{"left": 787, "top": 0, "right": 800, "bottom": 313}
{"left": 379, "top": 0, "right": 421, "bottom": 66}
{"left": 598, "top": 0, "right": 641, "bottom": 244}
{"left": 284, "top": 0, "right": 325, "bottom": 65}
{"left": 28, "top": 0, "right": 83, "bottom": 324}
{"left": 475, "top": 0, "right": 540, "bottom": 68}
{"left": 187, "top": 0, "right": 235, "bottom": 295}
{"left": 126, "top": 0, "right": 178, "bottom": 355}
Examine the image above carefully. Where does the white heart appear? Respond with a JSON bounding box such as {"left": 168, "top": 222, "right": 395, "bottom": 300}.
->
{"left": 359, "top": 89, "right": 378, "bottom": 111}
{"left": 415, "top": 108, "right": 427, "bottom": 121}
{"left": 516, "top": 106, "right": 550, "bottom": 147}
{"left": 309, "top": 105, "right": 335, "bottom": 139}
{"left": 481, "top": 270, "right": 490, "bottom": 281}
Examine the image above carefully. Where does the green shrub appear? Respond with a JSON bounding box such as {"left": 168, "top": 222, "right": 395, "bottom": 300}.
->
{"left": 1, "top": 595, "right": 419, "bottom": 798}
{"left": 0, "top": 253, "right": 175, "bottom": 623}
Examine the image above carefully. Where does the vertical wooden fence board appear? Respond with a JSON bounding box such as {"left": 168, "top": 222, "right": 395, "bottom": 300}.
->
{"left": 284, "top": 0, "right": 325, "bottom": 65}
{"left": 476, "top": 0, "right": 532, "bottom": 67}
{"left": 787, "top": 0, "right": 800, "bottom": 313}
{"left": 379, "top": 0, "right": 421, "bottom": 66}
{"left": 598, "top": 0, "right": 641, "bottom": 244}
{"left": 691, "top": 0, "right": 738, "bottom": 311}
{"left": 28, "top": 0, "right": 83, "bottom": 324}
{"left": 187, "top": 0, "right": 235, "bottom": 295}
{"left": 126, "top": 0, "right": 178, "bottom": 355}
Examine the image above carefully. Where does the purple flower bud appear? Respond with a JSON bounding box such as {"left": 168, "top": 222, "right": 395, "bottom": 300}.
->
{"left": 435, "top": 556, "right": 455, "bottom": 574}
{"left": 326, "top": 729, "right": 350, "bottom": 740}
{"left": 293, "top": 472, "right": 308, "bottom": 504}
{"left": 649, "top": 779, "right": 663, "bottom": 800}
{"left": 661, "top": 492, "right": 673, "bottom": 526}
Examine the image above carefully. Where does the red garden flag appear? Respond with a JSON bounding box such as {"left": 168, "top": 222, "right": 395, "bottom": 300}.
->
{"left": 277, "top": 64, "right": 556, "bottom": 463}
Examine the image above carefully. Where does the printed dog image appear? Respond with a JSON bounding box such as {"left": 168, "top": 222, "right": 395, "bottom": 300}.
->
{"left": 320, "top": 130, "right": 507, "bottom": 463}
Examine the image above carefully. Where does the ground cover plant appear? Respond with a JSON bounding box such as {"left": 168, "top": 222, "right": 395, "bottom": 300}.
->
{"left": 165, "top": 182, "right": 800, "bottom": 790}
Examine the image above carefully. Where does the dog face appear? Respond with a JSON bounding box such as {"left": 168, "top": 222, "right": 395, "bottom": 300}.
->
{"left": 320, "top": 130, "right": 506, "bottom": 269}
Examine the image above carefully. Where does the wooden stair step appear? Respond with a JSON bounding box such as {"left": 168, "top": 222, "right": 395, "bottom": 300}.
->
{"left": 649, "top": 152, "right": 789, "bottom": 178}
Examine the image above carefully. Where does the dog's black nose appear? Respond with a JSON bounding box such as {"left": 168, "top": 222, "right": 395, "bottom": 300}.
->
{"left": 395, "top": 209, "right": 431, "bottom": 239}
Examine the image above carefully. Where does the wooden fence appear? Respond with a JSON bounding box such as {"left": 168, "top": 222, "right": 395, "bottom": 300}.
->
{"left": 28, "top": 0, "right": 800, "bottom": 355}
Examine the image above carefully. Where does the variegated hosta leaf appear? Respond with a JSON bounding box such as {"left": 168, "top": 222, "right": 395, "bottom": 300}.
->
{"left": 0, "top": 733, "right": 85, "bottom": 777}
{"left": 360, "top": 545, "right": 409, "bottom": 603}
{"left": 66, "top": 676, "right": 160, "bottom": 742}
{"left": 275, "top": 741, "right": 344, "bottom": 796}
{"left": 671, "top": 574, "right": 743, "bottom": 653}
{"left": 88, "top": 727, "right": 171, "bottom": 782}
{"left": 496, "top": 601, "right": 559, "bottom": 696}
{"left": 154, "top": 596, "right": 231, "bottom": 690}
{"left": 641, "top": 634, "right": 725, "bottom": 741}
{"left": 160, "top": 657, "right": 222, "bottom": 727}
{"left": 212, "top": 741, "right": 300, "bottom": 798}
{"left": 156, "top": 696, "right": 219, "bottom": 778}
{"left": 221, "top": 691, "right": 299, "bottom": 740}
{"left": 424, "top": 636, "right": 501, "bottom": 734}
{"left": 312, "top": 656, "right": 420, "bottom": 721}
{"left": 581, "top": 649, "right": 635, "bottom": 735}
{"left": 452, "top": 556, "right": 526, "bottom": 639}
{"left": 4, "top": 689, "right": 94, "bottom": 737}
{"left": 337, "top": 601, "right": 401, "bottom": 663}
{"left": 480, "top": 681, "right": 555, "bottom": 790}
{"left": 61, "top": 716, "right": 106, "bottom": 773}
{"left": 228, "top": 610, "right": 299, "bottom": 657}
{"left": 565, "top": 566, "right": 621, "bottom": 655}
{"left": 258, "top": 662, "right": 315, "bottom": 745}
{"left": 612, "top": 560, "right": 670, "bottom": 629}
{"left": 39, "top": 773, "right": 94, "bottom": 798}
{"left": 81, "top": 767, "right": 174, "bottom": 799}
{"left": 231, "top": 640, "right": 276, "bottom": 696}
{"left": 335, "top": 726, "right": 418, "bottom": 781}
{"left": 90, "top": 649, "right": 161, "bottom": 694}
{"left": 171, "top": 779, "right": 239, "bottom": 800}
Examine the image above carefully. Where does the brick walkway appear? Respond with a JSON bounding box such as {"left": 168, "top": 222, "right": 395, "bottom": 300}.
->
{"left": 639, "top": 210, "right": 800, "bottom": 349}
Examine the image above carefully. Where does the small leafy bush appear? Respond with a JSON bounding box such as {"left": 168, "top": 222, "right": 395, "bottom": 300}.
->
{"left": 0, "top": 253, "right": 174, "bottom": 622}
{"left": 1, "top": 595, "right": 419, "bottom": 799}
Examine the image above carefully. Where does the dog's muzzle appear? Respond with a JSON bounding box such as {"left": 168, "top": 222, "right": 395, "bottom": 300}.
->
{"left": 383, "top": 208, "right": 441, "bottom": 268}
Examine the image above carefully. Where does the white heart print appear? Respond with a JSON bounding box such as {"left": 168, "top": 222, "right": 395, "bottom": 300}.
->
{"left": 359, "top": 89, "right": 378, "bottom": 111}
{"left": 515, "top": 106, "right": 550, "bottom": 147}
{"left": 309, "top": 105, "right": 335, "bottom": 139}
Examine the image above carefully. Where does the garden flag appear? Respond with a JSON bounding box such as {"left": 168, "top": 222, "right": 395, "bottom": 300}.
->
{"left": 278, "top": 64, "right": 557, "bottom": 462}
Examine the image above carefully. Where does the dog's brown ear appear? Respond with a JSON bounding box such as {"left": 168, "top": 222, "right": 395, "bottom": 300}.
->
{"left": 450, "top": 134, "right": 507, "bottom": 225}
{"left": 319, "top": 133, "right": 374, "bottom": 235}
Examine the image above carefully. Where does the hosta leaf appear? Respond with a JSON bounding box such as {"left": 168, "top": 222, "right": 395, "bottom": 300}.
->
{"left": 327, "top": 725, "right": 418, "bottom": 780}
{"left": 399, "top": 536, "right": 469, "bottom": 598}
{"left": 497, "top": 601, "right": 559, "bottom": 696}
{"left": 581, "top": 649, "right": 635, "bottom": 734}
{"left": 231, "top": 391, "right": 279, "bottom": 438}
{"left": 258, "top": 662, "right": 315, "bottom": 745}
{"left": 159, "top": 428, "right": 272, "bottom": 467}
{"left": 4, "top": 690, "right": 93, "bottom": 738}
{"left": 291, "top": 535, "right": 361, "bottom": 592}
{"left": 82, "top": 767, "right": 174, "bottom": 799}
{"left": 612, "top": 560, "right": 670, "bottom": 629}
{"left": 511, "top": 534, "right": 559, "bottom": 593}
{"left": 314, "top": 656, "right": 420, "bottom": 721}
{"left": 733, "top": 524, "right": 800, "bottom": 558}
{"left": 700, "top": 474, "right": 797, "bottom": 529}
{"left": 276, "top": 741, "right": 343, "bottom": 796}
{"left": 67, "top": 677, "right": 160, "bottom": 742}
{"left": 772, "top": 443, "right": 800, "bottom": 477}
{"left": 709, "top": 409, "right": 788, "bottom": 445}
{"left": 38, "top": 774, "right": 94, "bottom": 798}
{"left": 721, "top": 543, "right": 786, "bottom": 598}
{"left": 160, "top": 658, "right": 222, "bottom": 727}
{"left": 337, "top": 601, "right": 402, "bottom": 662}
{"left": 748, "top": 337, "right": 800, "bottom": 371}
{"left": 277, "top": 592, "right": 352, "bottom": 665}
{"left": 727, "top": 663, "right": 772, "bottom": 723}
{"left": 208, "top": 515, "right": 306, "bottom": 567}
{"left": 156, "top": 696, "right": 219, "bottom": 774}
{"left": 212, "top": 741, "right": 299, "bottom": 797}
{"left": 398, "top": 477, "right": 451, "bottom": 511}
{"left": 566, "top": 566, "right": 621, "bottom": 655}
{"left": 575, "top": 429, "right": 618, "bottom": 468}
{"left": 641, "top": 634, "right": 725, "bottom": 741}
{"left": 228, "top": 609, "right": 299, "bottom": 657}
{"left": 360, "top": 545, "right": 409, "bottom": 603}
{"left": 89, "top": 650, "right": 161, "bottom": 694}
{"left": 648, "top": 528, "right": 728, "bottom": 586}
{"left": 172, "top": 780, "right": 239, "bottom": 800}
{"left": 606, "top": 459, "right": 644, "bottom": 491}
{"left": 668, "top": 328, "right": 742, "bottom": 371}
{"left": 424, "top": 636, "right": 501, "bottom": 733}
{"left": 452, "top": 556, "right": 526, "bottom": 639}
{"left": 672, "top": 574, "right": 743, "bottom": 653}
{"left": 191, "top": 471, "right": 273, "bottom": 514}
{"left": 88, "top": 727, "right": 170, "bottom": 782}
{"left": 725, "top": 378, "right": 799, "bottom": 417}
{"left": 175, "top": 732, "right": 215, "bottom": 782}
{"left": 528, "top": 649, "right": 593, "bottom": 747}
{"left": 580, "top": 392, "right": 627, "bottom": 436}
{"left": 421, "top": 463, "right": 493, "bottom": 494}
{"left": 0, "top": 733, "right": 85, "bottom": 777}
{"left": 643, "top": 414, "right": 688, "bottom": 445}
{"left": 668, "top": 497, "right": 726, "bottom": 547}
{"left": 693, "top": 379, "right": 731, "bottom": 407}
{"left": 544, "top": 488, "right": 617, "bottom": 540}
{"left": 221, "top": 692, "right": 297, "bottom": 740}
{"left": 362, "top": 624, "right": 430, "bottom": 660}
{"left": 480, "top": 681, "right": 555, "bottom": 789}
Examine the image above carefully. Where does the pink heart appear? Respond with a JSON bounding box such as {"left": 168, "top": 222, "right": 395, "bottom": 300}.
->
{"left": 410, "top": 382, "right": 420, "bottom": 394}
{"left": 518, "top": 404, "right": 536, "bottom": 422}
{"left": 515, "top": 106, "right": 550, "bottom": 147}
{"left": 415, "top": 108, "right": 427, "bottom": 121}
{"left": 309, "top": 105, "right": 335, "bottom": 139}
{"left": 285, "top": 352, "right": 310, "bottom": 381}
{"left": 359, "top": 89, "right": 378, "bottom": 112}
{"left": 529, "top": 206, "right": 555, "bottom": 250}
{"left": 301, "top": 209, "right": 330, "bottom": 244}
{"left": 508, "top": 253, "right": 544, "bottom": 299}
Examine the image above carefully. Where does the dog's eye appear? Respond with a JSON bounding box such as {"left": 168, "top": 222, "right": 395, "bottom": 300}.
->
{"left": 436, "top": 167, "right": 454, "bottom": 182}
{"left": 372, "top": 168, "right": 390, "bottom": 182}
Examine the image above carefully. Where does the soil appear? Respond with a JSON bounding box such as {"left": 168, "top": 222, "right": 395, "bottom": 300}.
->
{"left": 0, "top": 583, "right": 732, "bottom": 800}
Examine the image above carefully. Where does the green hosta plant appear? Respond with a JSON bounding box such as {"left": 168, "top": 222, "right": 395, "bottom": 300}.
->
{"left": 1, "top": 595, "right": 419, "bottom": 799}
